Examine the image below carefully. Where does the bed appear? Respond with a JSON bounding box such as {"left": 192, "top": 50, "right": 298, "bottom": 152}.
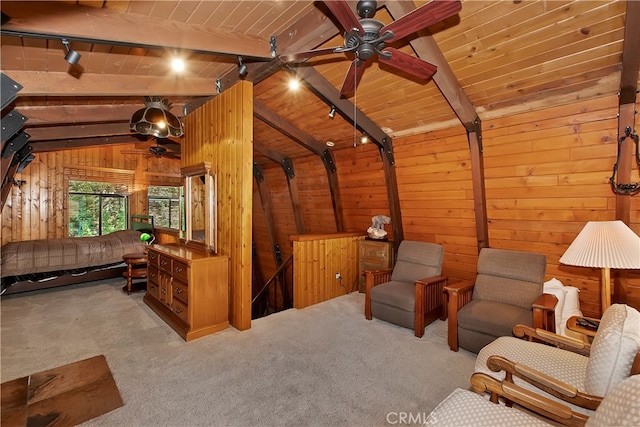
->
{"left": 1, "top": 229, "right": 147, "bottom": 295}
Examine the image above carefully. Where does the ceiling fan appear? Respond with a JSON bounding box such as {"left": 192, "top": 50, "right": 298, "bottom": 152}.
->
{"left": 280, "top": 0, "right": 462, "bottom": 95}
{"left": 121, "top": 137, "right": 181, "bottom": 160}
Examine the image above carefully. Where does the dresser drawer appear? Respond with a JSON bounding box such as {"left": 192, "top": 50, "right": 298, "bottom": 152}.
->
{"left": 158, "top": 254, "right": 172, "bottom": 273}
{"left": 148, "top": 265, "right": 160, "bottom": 285}
{"left": 147, "top": 250, "right": 159, "bottom": 266}
{"left": 172, "top": 260, "right": 188, "bottom": 283}
{"left": 172, "top": 298, "right": 189, "bottom": 324}
{"left": 147, "top": 281, "right": 159, "bottom": 300}
{"left": 173, "top": 280, "right": 188, "bottom": 305}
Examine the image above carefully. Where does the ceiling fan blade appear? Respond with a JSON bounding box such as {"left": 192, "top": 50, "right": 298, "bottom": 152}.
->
{"left": 381, "top": 0, "right": 462, "bottom": 42}
{"left": 323, "top": 0, "right": 364, "bottom": 34}
{"left": 378, "top": 48, "right": 437, "bottom": 80}
{"left": 340, "top": 60, "right": 366, "bottom": 95}
{"left": 279, "top": 47, "right": 341, "bottom": 63}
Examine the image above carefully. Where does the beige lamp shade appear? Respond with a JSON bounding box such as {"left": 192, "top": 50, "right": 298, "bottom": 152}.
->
{"left": 559, "top": 221, "right": 640, "bottom": 269}
{"left": 560, "top": 220, "right": 640, "bottom": 314}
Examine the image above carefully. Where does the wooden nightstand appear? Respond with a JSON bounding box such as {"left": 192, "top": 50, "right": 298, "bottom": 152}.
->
{"left": 122, "top": 252, "right": 147, "bottom": 295}
{"left": 357, "top": 239, "right": 395, "bottom": 293}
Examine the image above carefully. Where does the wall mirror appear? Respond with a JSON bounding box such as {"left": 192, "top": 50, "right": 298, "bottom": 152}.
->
{"left": 180, "top": 162, "right": 216, "bottom": 253}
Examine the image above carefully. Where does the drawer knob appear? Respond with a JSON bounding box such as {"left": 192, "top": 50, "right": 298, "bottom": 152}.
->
{"left": 161, "top": 261, "right": 168, "bottom": 266}
{"left": 176, "top": 267, "right": 183, "bottom": 273}
{"left": 174, "top": 306, "right": 183, "bottom": 314}
{"left": 176, "top": 288, "right": 183, "bottom": 294}
{"left": 161, "top": 288, "right": 166, "bottom": 294}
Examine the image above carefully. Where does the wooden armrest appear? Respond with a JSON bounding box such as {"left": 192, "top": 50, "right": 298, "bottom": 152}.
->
{"left": 470, "top": 373, "right": 584, "bottom": 424}
{"left": 416, "top": 275, "right": 448, "bottom": 286}
{"left": 533, "top": 293, "right": 557, "bottom": 312}
{"left": 364, "top": 268, "right": 393, "bottom": 277}
{"left": 443, "top": 280, "right": 474, "bottom": 295}
{"left": 513, "top": 325, "right": 591, "bottom": 356}
{"left": 444, "top": 280, "right": 475, "bottom": 351}
{"left": 486, "top": 355, "right": 601, "bottom": 411}
{"left": 533, "top": 293, "right": 557, "bottom": 333}
{"left": 364, "top": 269, "right": 393, "bottom": 321}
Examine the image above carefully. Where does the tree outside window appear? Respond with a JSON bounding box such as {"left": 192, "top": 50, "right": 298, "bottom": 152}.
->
{"left": 148, "top": 185, "right": 182, "bottom": 229}
{"left": 68, "top": 181, "right": 127, "bottom": 237}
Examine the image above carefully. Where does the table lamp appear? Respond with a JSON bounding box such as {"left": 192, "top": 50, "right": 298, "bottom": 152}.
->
{"left": 140, "top": 232, "right": 155, "bottom": 245}
{"left": 559, "top": 220, "right": 640, "bottom": 314}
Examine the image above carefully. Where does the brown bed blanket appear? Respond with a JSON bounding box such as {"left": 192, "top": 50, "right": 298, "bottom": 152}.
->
{"left": 1, "top": 230, "right": 145, "bottom": 278}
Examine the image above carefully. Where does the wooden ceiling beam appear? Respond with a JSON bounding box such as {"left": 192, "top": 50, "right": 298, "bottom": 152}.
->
{"left": 255, "top": 141, "right": 306, "bottom": 235}
{"left": 253, "top": 100, "right": 345, "bottom": 232}
{"left": 615, "top": 0, "right": 640, "bottom": 226}
{"left": 3, "top": 71, "right": 216, "bottom": 97}
{"left": 254, "top": 141, "right": 288, "bottom": 165}
{"left": 26, "top": 122, "right": 132, "bottom": 141}
{"left": 289, "top": 66, "right": 390, "bottom": 148}
{"left": 29, "top": 135, "right": 141, "bottom": 152}
{"left": 0, "top": 1, "right": 272, "bottom": 59}
{"left": 253, "top": 99, "right": 326, "bottom": 157}
{"left": 618, "top": 0, "right": 640, "bottom": 106}
{"left": 384, "top": 1, "right": 478, "bottom": 130}
{"left": 19, "top": 104, "right": 183, "bottom": 126}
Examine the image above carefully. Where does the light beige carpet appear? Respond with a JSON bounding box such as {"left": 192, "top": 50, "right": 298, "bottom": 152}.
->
{"left": 1, "top": 279, "right": 476, "bottom": 426}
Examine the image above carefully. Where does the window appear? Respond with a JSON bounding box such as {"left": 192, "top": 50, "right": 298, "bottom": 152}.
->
{"left": 148, "top": 185, "right": 182, "bottom": 229}
{"left": 68, "top": 181, "right": 127, "bottom": 237}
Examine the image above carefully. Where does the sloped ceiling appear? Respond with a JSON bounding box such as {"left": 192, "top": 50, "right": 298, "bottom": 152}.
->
{"left": 0, "top": 0, "right": 634, "bottom": 166}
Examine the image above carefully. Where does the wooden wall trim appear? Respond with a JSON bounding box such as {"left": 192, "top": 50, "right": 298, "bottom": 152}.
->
{"left": 291, "top": 232, "right": 363, "bottom": 242}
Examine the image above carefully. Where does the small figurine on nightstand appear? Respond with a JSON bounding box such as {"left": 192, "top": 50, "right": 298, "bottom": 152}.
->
{"left": 367, "top": 215, "right": 391, "bottom": 240}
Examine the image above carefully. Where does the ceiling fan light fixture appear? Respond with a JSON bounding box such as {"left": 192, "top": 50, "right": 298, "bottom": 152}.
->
{"left": 61, "top": 38, "right": 81, "bottom": 65}
{"left": 130, "top": 96, "right": 184, "bottom": 138}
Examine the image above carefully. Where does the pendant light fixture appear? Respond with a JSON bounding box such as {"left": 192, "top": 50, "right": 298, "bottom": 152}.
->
{"left": 129, "top": 96, "right": 184, "bottom": 138}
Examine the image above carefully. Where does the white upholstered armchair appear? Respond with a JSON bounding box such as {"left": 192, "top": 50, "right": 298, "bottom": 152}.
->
{"left": 474, "top": 303, "right": 640, "bottom": 416}
{"left": 426, "top": 373, "right": 640, "bottom": 426}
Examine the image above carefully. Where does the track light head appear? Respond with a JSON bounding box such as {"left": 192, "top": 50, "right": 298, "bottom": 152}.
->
{"left": 237, "top": 56, "right": 248, "bottom": 78}
{"left": 61, "top": 38, "right": 81, "bottom": 65}
{"left": 360, "top": 133, "right": 369, "bottom": 144}
{"left": 328, "top": 105, "right": 336, "bottom": 118}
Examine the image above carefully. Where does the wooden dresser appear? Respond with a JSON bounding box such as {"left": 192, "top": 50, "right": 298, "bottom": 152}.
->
{"left": 144, "top": 244, "right": 229, "bottom": 341}
{"left": 358, "top": 239, "right": 395, "bottom": 293}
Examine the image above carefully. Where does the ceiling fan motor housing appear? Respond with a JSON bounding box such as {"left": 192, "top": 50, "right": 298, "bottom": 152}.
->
{"left": 344, "top": 18, "right": 386, "bottom": 60}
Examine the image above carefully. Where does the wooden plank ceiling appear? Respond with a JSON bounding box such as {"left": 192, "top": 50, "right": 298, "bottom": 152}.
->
{"left": 0, "top": 0, "right": 631, "bottom": 168}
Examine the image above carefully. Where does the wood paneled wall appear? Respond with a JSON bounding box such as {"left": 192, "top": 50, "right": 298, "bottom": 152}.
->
{"left": 1, "top": 145, "right": 180, "bottom": 245}
{"left": 183, "top": 81, "right": 253, "bottom": 331}
{"left": 291, "top": 233, "right": 361, "bottom": 308}
{"left": 271, "top": 95, "right": 640, "bottom": 318}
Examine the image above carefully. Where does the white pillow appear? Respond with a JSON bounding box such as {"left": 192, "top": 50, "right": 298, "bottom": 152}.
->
{"left": 544, "top": 277, "right": 565, "bottom": 289}
{"left": 585, "top": 304, "right": 640, "bottom": 396}
{"left": 563, "top": 286, "right": 582, "bottom": 317}
{"left": 544, "top": 279, "right": 584, "bottom": 335}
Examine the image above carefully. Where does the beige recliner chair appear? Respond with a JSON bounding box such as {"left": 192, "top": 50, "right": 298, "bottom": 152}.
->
{"left": 444, "top": 248, "right": 556, "bottom": 353}
{"left": 364, "top": 240, "right": 446, "bottom": 338}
